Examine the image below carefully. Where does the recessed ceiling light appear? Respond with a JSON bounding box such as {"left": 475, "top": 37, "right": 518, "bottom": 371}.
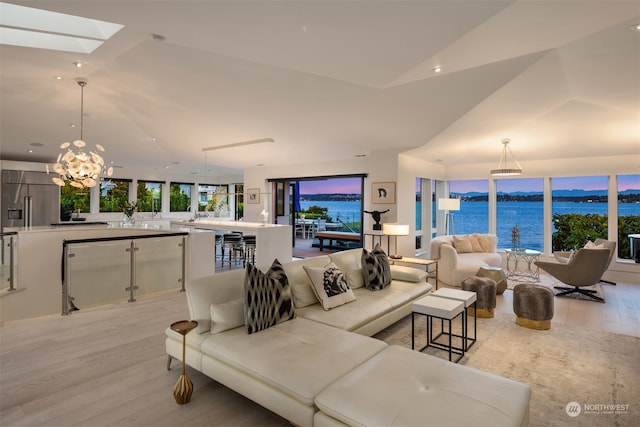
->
{"left": 28, "top": 149, "right": 33, "bottom": 153}
{"left": 434, "top": 66, "right": 442, "bottom": 73}
{"left": 73, "top": 61, "right": 83, "bottom": 68}
{"left": 55, "top": 76, "right": 62, "bottom": 80}
{"left": 70, "top": 123, "right": 77, "bottom": 128}
{"left": 632, "top": 23, "right": 640, "bottom": 32}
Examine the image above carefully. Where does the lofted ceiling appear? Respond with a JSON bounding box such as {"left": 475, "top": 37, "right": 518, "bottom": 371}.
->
{"left": 1, "top": 0, "right": 639, "bottom": 178}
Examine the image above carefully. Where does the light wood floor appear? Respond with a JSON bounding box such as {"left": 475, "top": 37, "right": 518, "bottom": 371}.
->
{"left": 1, "top": 278, "right": 638, "bottom": 426}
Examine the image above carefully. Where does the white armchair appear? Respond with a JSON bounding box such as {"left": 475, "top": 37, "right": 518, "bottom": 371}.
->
{"left": 429, "top": 234, "right": 502, "bottom": 287}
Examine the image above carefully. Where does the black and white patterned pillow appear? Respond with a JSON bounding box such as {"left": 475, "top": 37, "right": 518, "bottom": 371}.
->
{"left": 244, "top": 259, "right": 295, "bottom": 334}
{"left": 361, "top": 244, "right": 392, "bottom": 290}
{"left": 303, "top": 262, "right": 356, "bottom": 310}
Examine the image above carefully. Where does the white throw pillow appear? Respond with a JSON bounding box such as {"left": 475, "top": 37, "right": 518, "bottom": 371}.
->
{"left": 303, "top": 262, "right": 356, "bottom": 310}
{"left": 478, "top": 235, "right": 496, "bottom": 252}
{"left": 210, "top": 299, "right": 245, "bottom": 334}
{"left": 584, "top": 240, "right": 606, "bottom": 249}
{"left": 453, "top": 235, "right": 473, "bottom": 253}
{"left": 470, "top": 234, "right": 484, "bottom": 252}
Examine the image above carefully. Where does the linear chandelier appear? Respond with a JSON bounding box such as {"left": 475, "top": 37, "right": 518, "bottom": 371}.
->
{"left": 490, "top": 138, "right": 522, "bottom": 176}
{"left": 49, "top": 78, "right": 113, "bottom": 188}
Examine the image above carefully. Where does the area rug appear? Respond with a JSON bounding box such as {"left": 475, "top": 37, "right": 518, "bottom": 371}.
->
{"left": 373, "top": 313, "right": 640, "bottom": 427}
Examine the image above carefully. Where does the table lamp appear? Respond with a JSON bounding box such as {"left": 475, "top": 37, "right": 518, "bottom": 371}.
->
{"left": 382, "top": 223, "right": 409, "bottom": 259}
{"left": 438, "top": 198, "right": 460, "bottom": 235}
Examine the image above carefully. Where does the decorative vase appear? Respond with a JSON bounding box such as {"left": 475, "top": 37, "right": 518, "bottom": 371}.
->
{"left": 124, "top": 214, "right": 135, "bottom": 226}
{"left": 511, "top": 225, "right": 520, "bottom": 251}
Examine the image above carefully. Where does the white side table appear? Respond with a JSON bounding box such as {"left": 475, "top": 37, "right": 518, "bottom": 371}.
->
{"left": 431, "top": 288, "right": 477, "bottom": 351}
{"left": 411, "top": 295, "right": 465, "bottom": 363}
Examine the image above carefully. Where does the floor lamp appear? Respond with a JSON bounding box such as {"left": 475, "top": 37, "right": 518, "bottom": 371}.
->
{"left": 382, "top": 223, "right": 409, "bottom": 259}
{"left": 438, "top": 198, "right": 460, "bottom": 235}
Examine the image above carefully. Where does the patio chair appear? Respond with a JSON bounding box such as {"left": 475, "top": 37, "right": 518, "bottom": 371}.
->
{"left": 535, "top": 248, "right": 611, "bottom": 302}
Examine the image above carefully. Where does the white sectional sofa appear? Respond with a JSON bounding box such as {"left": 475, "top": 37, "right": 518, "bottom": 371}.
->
{"left": 165, "top": 248, "right": 530, "bottom": 426}
{"left": 429, "top": 233, "right": 502, "bottom": 287}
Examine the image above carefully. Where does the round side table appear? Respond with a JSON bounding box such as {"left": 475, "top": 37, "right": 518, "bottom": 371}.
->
{"left": 170, "top": 320, "right": 198, "bottom": 404}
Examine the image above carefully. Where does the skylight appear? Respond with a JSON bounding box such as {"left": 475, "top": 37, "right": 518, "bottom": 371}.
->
{"left": 0, "top": 2, "right": 123, "bottom": 53}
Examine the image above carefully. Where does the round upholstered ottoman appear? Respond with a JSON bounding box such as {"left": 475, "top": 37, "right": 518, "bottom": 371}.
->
{"left": 461, "top": 276, "right": 496, "bottom": 318}
{"left": 476, "top": 266, "right": 507, "bottom": 295}
{"left": 513, "top": 283, "right": 554, "bottom": 330}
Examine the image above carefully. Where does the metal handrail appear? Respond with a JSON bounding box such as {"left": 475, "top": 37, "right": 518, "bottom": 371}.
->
{"left": 61, "top": 232, "right": 188, "bottom": 315}
{"left": 335, "top": 214, "right": 359, "bottom": 234}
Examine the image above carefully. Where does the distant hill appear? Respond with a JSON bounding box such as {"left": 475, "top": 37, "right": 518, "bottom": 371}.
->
{"left": 300, "top": 193, "right": 361, "bottom": 201}
{"left": 451, "top": 189, "right": 640, "bottom": 202}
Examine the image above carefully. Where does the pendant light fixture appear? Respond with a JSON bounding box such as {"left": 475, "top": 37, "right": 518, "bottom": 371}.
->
{"left": 48, "top": 78, "right": 113, "bottom": 188}
{"left": 490, "top": 138, "right": 522, "bottom": 176}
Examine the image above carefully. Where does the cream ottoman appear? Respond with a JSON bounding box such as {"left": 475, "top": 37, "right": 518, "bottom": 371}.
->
{"left": 314, "top": 345, "right": 531, "bottom": 427}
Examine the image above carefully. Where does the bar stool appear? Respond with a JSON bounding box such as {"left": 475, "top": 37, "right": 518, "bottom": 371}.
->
{"left": 222, "top": 233, "right": 243, "bottom": 269}
{"left": 243, "top": 235, "right": 256, "bottom": 266}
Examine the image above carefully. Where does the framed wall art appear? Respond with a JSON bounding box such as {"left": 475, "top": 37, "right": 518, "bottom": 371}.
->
{"left": 371, "top": 182, "right": 396, "bottom": 204}
{"left": 246, "top": 188, "right": 260, "bottom": 204}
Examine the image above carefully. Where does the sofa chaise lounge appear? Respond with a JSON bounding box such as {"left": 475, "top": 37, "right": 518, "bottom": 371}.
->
{"left": 165, "top": 248, "right": 530, "bottom": 426}
{"left": 429, "top": 233, "right": 502, "bottom": 287}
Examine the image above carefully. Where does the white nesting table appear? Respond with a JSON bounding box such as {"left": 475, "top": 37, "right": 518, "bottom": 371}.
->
{"left": 411, "top": 295, "right": 465, "bottom": 363}
{"left": 431, "top": 288, "right": 477, "bottom": 351}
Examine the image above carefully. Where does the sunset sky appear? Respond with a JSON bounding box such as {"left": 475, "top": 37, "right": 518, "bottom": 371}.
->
{"left": 299, "top": 177, "right": 361, "bottom": 194}
{"left": 297, "top": 174, "right": 639, "bottom": 195}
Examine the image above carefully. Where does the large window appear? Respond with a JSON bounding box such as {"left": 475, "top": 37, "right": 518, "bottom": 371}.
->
{"left": 296, "top": 177, "right": 362, "bottom": 232}
{"left": 450, "top": 180, "right": 489, "bottom": 235}
{"left": 137, "top": 181, "right": 163, "bottom": 213}
{"left": 415, "top": 178, "right": 422, "bottom": 249}
{"left": 100, "top": 179, "right": 130, "bottom": 212}
{"left": 235, "top": 184, "right": 244, "bottom": 220}
{"left": 60, "top": 182, "right": 90, "bottom": 221}
{"left": 496, "top": 178, "right": 543, "bottom": 251}
{"left": 170, "top": 182, "right": 192, "bottom": 212}
{"left": 551, "top": 176, "right": 607, "bottom": 251}
{"left": 617, "top": 174, "right": 640, "bottom": 260}
{"left": 198, "top": 184, "right": 229, "bottom": 216}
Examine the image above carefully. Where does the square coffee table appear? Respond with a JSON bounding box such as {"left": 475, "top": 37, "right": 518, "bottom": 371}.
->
{"left": 411, "top": 295, "right": 464, "bottom": 363}
{"left": 430, "top": 288, "right": 477, "bottom": 351}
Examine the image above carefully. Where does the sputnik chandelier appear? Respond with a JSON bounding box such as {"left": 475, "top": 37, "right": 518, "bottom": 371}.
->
{"left": 49, "top": 78, "right": 113, "bottom": 188}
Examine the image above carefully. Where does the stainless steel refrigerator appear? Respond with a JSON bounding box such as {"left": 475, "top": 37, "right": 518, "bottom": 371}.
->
{"left": 2, "top": 170, "right": 60, "bottom": 229}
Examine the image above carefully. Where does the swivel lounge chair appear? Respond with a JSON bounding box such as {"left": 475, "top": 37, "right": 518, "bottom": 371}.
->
{"left": 535, "top": 248, "right": 611, "bottom": 302}
{"left": 553, "top": 239, "right": 617, "bottom": 285}
{"left": 594, "top": 239, "right": 617, "bottom": 285}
